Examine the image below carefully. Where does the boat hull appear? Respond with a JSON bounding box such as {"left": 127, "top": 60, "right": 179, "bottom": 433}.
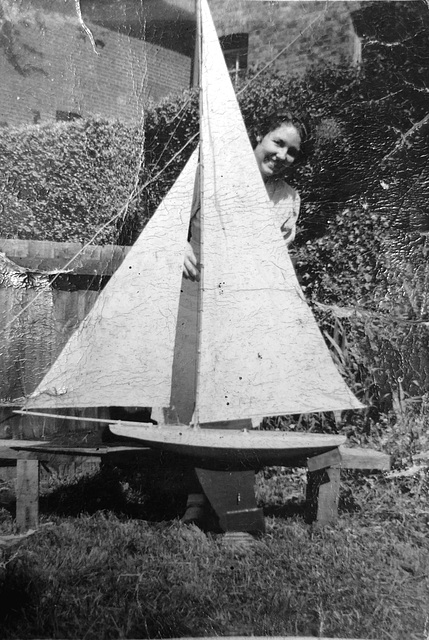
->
{"left": 109, "top": 421, "right": 346, "bottom": 469}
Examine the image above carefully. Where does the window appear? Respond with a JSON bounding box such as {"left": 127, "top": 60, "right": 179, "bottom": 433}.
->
{"left": 56, "top": 110, "right": 82, "bottom": 122}
{"left": 219, "top": 33, "right": 248, "bottom": 84}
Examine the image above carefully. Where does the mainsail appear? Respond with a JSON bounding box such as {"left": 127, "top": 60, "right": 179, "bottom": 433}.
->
{"left": 24, "top": 151, "right": 199, "bottom": 409}
{"left": 24, "top": 0, "right": 363, "bottom": 421}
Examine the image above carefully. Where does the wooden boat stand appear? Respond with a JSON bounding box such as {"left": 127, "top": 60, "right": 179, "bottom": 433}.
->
{"left": 0, "top": 438, "right": 390, "bottom": 534}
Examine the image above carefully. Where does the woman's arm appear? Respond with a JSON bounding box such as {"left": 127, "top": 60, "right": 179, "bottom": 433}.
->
{"left": 280, "top": 188, "right": 300, "bottom": 246}
{"left": 183, "top": 181, "right": 201, "bottom": 281}
{"left": 183, "top": 242, "right": 200, "bottom": 281}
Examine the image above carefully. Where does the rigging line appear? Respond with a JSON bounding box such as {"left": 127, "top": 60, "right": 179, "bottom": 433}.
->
{"left": 5, "top": 133, "right": 198, "bottom": 330}
{"left": 237, "top": 5, "right": 328, "bottom": 97}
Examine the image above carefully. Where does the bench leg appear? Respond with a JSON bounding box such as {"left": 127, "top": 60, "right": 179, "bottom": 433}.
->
{"left": 306, "top": 467, "right": 340, "bottom": 524}
{"left": 16, "top": 459, "right": 39, "bottom": 532}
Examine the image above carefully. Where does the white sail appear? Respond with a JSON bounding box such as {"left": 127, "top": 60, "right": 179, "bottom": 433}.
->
{"left": 194, "top": 0, "right": 363, "bottom": 423}
{"left": 24, "top": 0, "right": 362, "bottom": 422}
{"left": 25, "top": 151, "right": 199, "bottom": 409}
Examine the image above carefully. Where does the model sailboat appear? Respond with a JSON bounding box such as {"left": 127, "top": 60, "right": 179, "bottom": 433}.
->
{"left": 20, "top": 0, "right": 362, "bottom": 468}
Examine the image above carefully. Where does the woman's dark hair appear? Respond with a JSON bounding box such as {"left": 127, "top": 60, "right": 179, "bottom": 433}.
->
{"left": 249, "top": 110, "right": 306, "bottom": 148}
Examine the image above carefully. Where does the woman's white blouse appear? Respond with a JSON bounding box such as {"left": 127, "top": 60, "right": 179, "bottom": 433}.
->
{"left": 190, "top": 178, "right": 300, "bottom": 247}
{"left": 265, "top": 178, "right": 301, "bottom": 246}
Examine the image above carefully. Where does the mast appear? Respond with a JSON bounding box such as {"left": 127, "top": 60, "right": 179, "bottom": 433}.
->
{"left": 191, "top": 0, "right": 204, "bottom": 428}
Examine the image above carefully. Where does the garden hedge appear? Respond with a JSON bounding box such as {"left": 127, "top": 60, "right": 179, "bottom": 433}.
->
{"left": 0, "top": 119, "right": 143, "bottom": 244}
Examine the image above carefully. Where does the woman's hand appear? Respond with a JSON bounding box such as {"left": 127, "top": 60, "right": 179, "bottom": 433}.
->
{"left": 183, "top": 242, "right": 200, "bottom": 281}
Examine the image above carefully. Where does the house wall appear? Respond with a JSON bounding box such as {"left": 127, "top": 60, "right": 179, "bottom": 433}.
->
{"left": 208, "top": 0, "right": 362, "bottom": 75}
{"left": 0, "top": 0, "right": 362, "bottom": 127}
{"left": 0, "top": 9, "right": 191, "bottom": 127}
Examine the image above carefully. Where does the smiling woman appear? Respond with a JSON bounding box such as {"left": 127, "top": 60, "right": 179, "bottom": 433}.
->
{"left": 183, "top": 111, "right": 302, "bottom": 280}
{"left": 254, "top": 121, "right": 301, "bottom": 181}
{"left": 253, "top": 114, "right": 302, "bottom": 246}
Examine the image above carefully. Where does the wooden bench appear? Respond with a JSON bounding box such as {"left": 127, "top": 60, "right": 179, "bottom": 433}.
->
{"left": 0, "top": 440, "right": 390, "bottom": 532}
{"left": 306, "top": 445, "right": 391, "bottom": 523}
{"left": 0, "top": 440, "right": 49, "bottom": 533}
{"left": 0, "top": 440, "right": 155, "bottom": 532}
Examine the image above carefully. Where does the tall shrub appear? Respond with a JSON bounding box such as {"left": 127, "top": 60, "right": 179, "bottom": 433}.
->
{"left": 0, "top": 119, "right": 143, "bottom": 244}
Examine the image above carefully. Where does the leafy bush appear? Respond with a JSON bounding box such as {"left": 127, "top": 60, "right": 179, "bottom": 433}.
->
{"left": 0, "top": 119, "right": 144, "bottom": 244}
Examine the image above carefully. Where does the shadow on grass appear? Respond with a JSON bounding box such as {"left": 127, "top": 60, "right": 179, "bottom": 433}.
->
{"left": 39, "top": 461, "right": 192, "bottom": 522}
{"left": 40, "top": 463, "right": 327, "bottom": 526}
{"left": 265, "top": 490, "right": 362, "bottom": 519}
{"left": 39, "top": 464, "right": 363, "bottom": 525}
{"left": 263, "top": 497, "right": 307, "bottom": 520}
{"left": 0, "top": 554, "right": 41, "bottom": 628}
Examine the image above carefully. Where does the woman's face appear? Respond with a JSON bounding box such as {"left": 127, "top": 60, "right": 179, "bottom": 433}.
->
{"left": 254, "top": 123, "right": 301, "bottom": 182}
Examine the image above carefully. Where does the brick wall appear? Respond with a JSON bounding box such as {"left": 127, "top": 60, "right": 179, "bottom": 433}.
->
{"left": 0, "top": 9, "right": 191, "bottom": 127}
{"left": 0, "top": 1, "right": 363, "bottom": 127}
{"left": 207, "top": 0, "right": 362, "bottom": 76}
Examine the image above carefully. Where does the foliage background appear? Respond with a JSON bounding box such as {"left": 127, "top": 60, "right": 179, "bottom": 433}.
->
{"left": 1, "top": 1, "right": 429, "bottom": 421}
{"left": 0, "top": 120, "right": 143, "bottom": 244}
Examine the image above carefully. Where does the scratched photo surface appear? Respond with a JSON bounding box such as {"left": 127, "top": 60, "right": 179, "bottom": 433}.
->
{"left": 0, "top": 1, "right": 428, "bottom": 639}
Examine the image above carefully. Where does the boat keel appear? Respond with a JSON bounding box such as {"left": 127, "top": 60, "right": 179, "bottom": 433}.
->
{"left": 195, "top": 468, "right": 265, "bottom": 534}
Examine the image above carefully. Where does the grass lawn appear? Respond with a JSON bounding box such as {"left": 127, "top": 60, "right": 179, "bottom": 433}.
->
{"left": 0, "top": 460, "right": 428, "bottom": 639}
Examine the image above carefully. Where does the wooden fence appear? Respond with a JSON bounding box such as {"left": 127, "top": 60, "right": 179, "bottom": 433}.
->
{"left": 0, "top": 238, "right": 130, "bottom": 441}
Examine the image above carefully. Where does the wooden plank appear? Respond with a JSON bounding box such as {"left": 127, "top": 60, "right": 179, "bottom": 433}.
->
{"left": 0, "top": 439, "right": 47, "bottom": 460}
{"left": 0, "top": 239, "right": 28, "bottom": 258}
{"left": 23, "top": 286, "right": 56, "bottom": 403}
{"left": 16, "top": 459, "right": 39, "bottom": 532}
{"left": 0, "top": 439, "right": 47, "bottom": 448}
{"left": 8, "top": 442, "right": 157, "bottom": 467}
{"left": 337, "top": 446, "right": 391, "bottom": 470}
{"left": 11, "top": 443, "right": 155, "bottom": 460}
{"left": 0, "top": 449, "right": 41, "bottom": 461}
{"left": 307, "top": 445, "right": 391, "bottom": 472}
{"left": 24, "top": 452, "right": 101, "bottom": 466}
{"left": 0, "top": 238, "right": 130, "bottom": 276}
{"left": 307, "top": 447, "right": 342, "bottom": 472}
{"left": 0, "top": 287, "right": 28, "bottom": 404}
